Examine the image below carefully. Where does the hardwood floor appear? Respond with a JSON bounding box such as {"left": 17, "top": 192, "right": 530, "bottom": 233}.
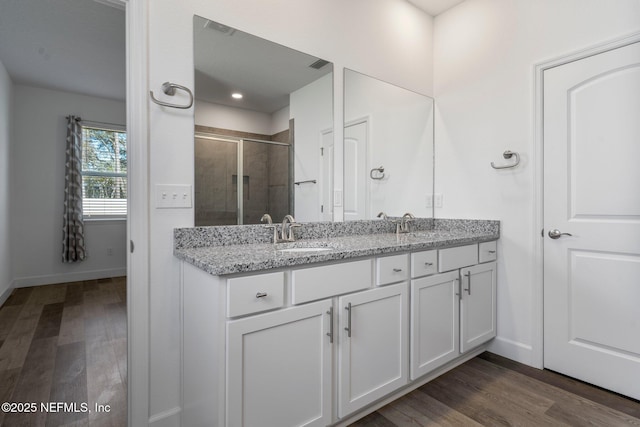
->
{"left": 352, "top": 352, "right": 640, "bottom": 427}
{"left": 0, "top": 277, "right": 126, "bottom": 427}
{"left": 2, "top": 278, "right": 639, "bottom": 427}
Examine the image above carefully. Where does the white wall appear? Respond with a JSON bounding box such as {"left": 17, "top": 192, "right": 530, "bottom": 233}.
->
{"left": 10, "top": 85, "right": 127, "bottom": 287}
{"left": 0, "top": 60, "right": 12, "bottom": 303}
{"left": 195, "top": 99, "right": 273, "bottom": 134}
{"left": 433, "top": 0, "right": 640, "bottom": 366}
{"left": 344, "top": 69, "right": 434, "bottom": 219}
{"left": 194, "top": 100, "right": 290, "bottom": 135}
{"left": 147, "top": 0, "right": 434, "bottom": 424}
{"left": 291, "top": 73, "right": 333, "bottom": 222}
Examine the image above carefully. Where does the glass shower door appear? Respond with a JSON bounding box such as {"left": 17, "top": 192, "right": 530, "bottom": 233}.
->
{"left": 241, "top": 139, "right": 291, "bottom": 225}
{"left": 194, "top": 135, "right": 238, "bottom": 226}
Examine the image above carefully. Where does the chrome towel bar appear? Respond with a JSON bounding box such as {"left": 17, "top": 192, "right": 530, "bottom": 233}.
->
{"left": 150, "top": 82, "right": 194, "bottom": 109}
{"left": 491, "top": 150, "right": 520, "bottom": 169}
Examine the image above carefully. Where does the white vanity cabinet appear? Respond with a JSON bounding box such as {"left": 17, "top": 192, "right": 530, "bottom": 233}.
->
{"left": 460, "top": 261, "right": 497, "bottom": 353}
{"left": 410, "top": 246, "right": 497, "bottom": 380}
{"left": 410, "top": 270, "right": 459, "bottom": 380}
{"left": 337, "top": 282, "right": 408, "bottom": 417}
{"left": 181, "top": 239, "right": 498, "bottom": 427}
{"left": 226, "top": 299, "right": 333, "bottom": 427}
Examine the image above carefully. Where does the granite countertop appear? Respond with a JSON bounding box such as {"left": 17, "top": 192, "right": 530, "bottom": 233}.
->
{"left": 174, "top": 220, "right": 499, "bottom": 276}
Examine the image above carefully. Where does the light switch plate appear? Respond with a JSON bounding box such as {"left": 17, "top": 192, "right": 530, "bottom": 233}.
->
{"left": 156, "top": 184, "right": 192, "bottom": 208}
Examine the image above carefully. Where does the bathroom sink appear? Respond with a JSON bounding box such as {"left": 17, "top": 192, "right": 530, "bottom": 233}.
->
{"left": 277, "top": 247, "right": 333, "bottom": 253}
{"left": 276, "top": 241, "right": 335, "bottom": 253}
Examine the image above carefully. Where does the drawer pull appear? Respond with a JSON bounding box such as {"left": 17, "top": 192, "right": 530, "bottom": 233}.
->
{"left": 255, "top": 292, "right": 268, "bottom": 298}
{"left": 488, "top": 250, "right": 496, "bottom": 254}
{"left": 424, "top": 262, "right": 433, "bottom": 266}
{"left": 393, "top": 268, "right": 403, "bottom": 272}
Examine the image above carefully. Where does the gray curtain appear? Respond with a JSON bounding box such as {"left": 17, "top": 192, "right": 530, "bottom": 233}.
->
{"left": 62, "top": 115, "right": 86, "bottom": 262}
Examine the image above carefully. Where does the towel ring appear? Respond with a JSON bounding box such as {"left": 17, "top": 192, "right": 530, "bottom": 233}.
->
{"left": 370, "top": 166, "right": 385, "bottom": 180}
{"left": 491, "top": 150, "right": 520, "bottom": 169}
{"left": 150, "top": 82, "right": 194, "bottom": 109}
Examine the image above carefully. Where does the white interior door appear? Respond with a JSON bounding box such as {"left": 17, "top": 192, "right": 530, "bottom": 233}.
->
{"left": 321, "top": 130, "right": 334, "bottom": 221}
{"left": 344, "top": 120, "right": 368, "bottom": 220}
{"left": 543, "top": 41, "right": 640, "bottom": 400}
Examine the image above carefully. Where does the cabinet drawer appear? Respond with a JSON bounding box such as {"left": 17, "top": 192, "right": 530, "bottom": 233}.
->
{"left": 227, "top": 272, "right": 285, "bottom": 317}
{"left": 377, "top": 253, "right": 410, "bottom": 285}
{"left": 438, "top": 244, "right": 478, "bottom": 272}
{"left": 411, "top": 250, "right": 437, "bottom": 278}
{"left": 291, "top": 259, "right": 372, "bottom": 304}
{"left": 479, "top": 241, "right": 497, "bottom": 263}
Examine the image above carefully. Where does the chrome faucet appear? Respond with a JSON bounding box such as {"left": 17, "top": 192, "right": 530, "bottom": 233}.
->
{"left": 261, "top": 213, "right": 278, "bottom": 243}
{"left": 260, "top": 213, "right": 273, "bottom": 224}
{"left": 377, "top": 212, "right": 388, "bottom": 220}
{"left": 279, "top": 215, "right": 301, "bottom": 242}
{"left": 399, "top": 212, "right": 415, "bottom": 233}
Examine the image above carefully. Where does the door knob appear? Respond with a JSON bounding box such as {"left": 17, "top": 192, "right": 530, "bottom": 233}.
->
{"left": 548, "top": 229, "right": 572, "bottom": 239}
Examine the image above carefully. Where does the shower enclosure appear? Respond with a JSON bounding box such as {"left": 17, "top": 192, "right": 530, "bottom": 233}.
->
{"left": 194, "top": 131, "right": 293, "bottom": 226}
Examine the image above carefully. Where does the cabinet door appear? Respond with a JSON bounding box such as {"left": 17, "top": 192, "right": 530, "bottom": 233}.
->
{"left": 460, "top": 261, "right": 497, "bottom": 353}
{"left": 227, "top": 300, "right": 332, "bottom": 427}
{"left": 338, "top": 283, "right": 408, "bottom": 417}
{"left": 410, "top": 271, "right": 459, "bottom": 380}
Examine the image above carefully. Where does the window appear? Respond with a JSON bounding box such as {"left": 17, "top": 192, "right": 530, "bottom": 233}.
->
{"left": 81, "top": 123, "right": 127, "bottom": 218}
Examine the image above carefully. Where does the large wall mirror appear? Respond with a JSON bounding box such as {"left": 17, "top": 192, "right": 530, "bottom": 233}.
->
{"left": 194, "top": 15, "right": 333, "bottom": 225}
{"left": 343, "top": 69, "right": 434, "bottom": 220}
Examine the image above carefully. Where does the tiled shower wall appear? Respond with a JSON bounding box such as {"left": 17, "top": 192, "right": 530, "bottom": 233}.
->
{"left": 194, "top": 126, "right": 291, "bottom": 226}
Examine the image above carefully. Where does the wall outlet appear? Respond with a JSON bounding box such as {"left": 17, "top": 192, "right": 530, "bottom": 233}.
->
{"left": 434, "top": 193, "right": 443, "bottom": 208}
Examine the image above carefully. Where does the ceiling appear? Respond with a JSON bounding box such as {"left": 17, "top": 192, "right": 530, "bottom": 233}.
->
{"left": 0, "top": 0, "right": 463, "bottom": 104}
{"left": 194, "top": 16, "right": 333, "bottom": 114}
{"left": 0, "top": 0, "right": 126, "bottom": 101}
{"left": 407, "top": 0, "right": 466, "bottom": 16}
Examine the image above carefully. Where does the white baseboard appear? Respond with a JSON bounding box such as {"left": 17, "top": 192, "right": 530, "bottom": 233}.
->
{"left": 12, "top": 268, "right": 127, "bottom": 288}
{"left": 488, "top": 335, "right": 537, "bottom": 367}
{"left": 149, "top": 406, "right": 181, "bottom": 427}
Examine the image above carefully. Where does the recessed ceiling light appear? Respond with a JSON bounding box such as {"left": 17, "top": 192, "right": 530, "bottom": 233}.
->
{"left": 231, "top": 93, "right": 243, "bottom": 100}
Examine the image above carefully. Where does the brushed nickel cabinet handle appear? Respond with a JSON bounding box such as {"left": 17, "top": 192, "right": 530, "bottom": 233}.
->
{"left": 326, "top": 307, "right": 334, "bottom": 343}
{"left": 393, "top": 268, "right": 403, "bottom": 272}
{"left": 344, "top": 303, "right": 352, "bottom": 338}
{"left": 256, "top": 292, "right": 268, "bottom": 298}
{"left": 464, "top": 271, "right": 471, "bottom": 295}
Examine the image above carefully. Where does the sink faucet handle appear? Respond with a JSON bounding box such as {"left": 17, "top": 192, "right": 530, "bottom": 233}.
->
{"left": 377, "top": 212, "right": 388, "bottom": 220}
{"left": 260, "top": 213, "right": 273, "bottom": 224}
{"left": 399, "top": 212, "right": 415, "bottom": 233}
{"left": 280, "top": 215, "right": 299, "bottom": 242}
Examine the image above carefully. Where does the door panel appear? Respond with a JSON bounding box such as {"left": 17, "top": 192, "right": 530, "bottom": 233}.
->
{"left": 343, "top": 120, "right": 368, "bottom": 220}
{"left": 227, "top": 300, "right": 332, "bottom": 427}
{"left": 410, "top": 271, "right": 459, "bottom": 380}
{"left": 460, "top": 262, "right": 496, "bottom": 353}
{"left": 543, "top": 41, "right": 640, "bottom": 400}
{"left": 338, "top": 283, "right": 408, "bottom": 417}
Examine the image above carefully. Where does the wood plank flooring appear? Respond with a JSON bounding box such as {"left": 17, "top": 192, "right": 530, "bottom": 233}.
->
{"left": 3, "top": 278, "right": 639, "bottom": 427}
{"left": 0, "top": 277, "right": 126, "bottom": 427}
{"left": 352, "top": 352, "right": 640, "bottom": 427}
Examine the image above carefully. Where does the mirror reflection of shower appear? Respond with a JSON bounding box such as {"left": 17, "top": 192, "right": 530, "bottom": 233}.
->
{"left": 194, "top": 127, "right": 293, "bottom": 226}
{"left": 193, "top": 15, "right": 333, "bottom": 225}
